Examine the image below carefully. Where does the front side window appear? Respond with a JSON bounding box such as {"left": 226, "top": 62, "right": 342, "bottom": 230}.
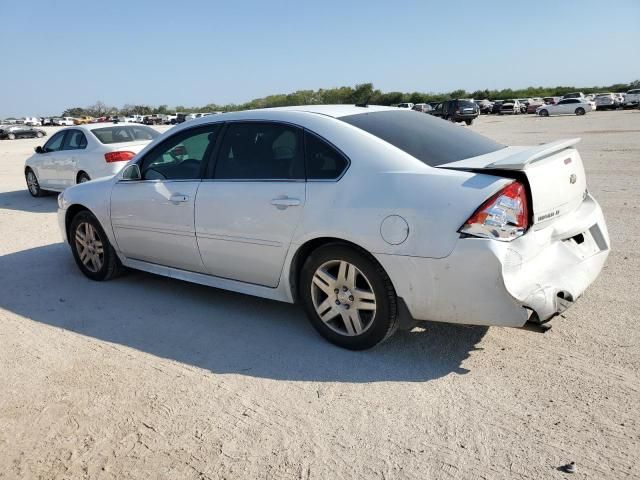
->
{"left": 63, "top": 130, "right": 87, "bottom": 150}
{"left": 213, "top": 122, "right": 304, "bottom": 180}
{"left": 305, "top": 132, "right": 348, "bottom": 180}
{"left": 43, "top": 131, "right": 66, "bottom": 152}
{"left": 139, "top": 125, "right": 220, "bottom": 180}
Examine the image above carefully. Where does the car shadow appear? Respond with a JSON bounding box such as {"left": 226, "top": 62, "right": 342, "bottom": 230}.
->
{"left": 0, "top": 190, "right": 58, "bottom": 213}
{"left": 0, "top": 243, "right": 488, "bottom": 383}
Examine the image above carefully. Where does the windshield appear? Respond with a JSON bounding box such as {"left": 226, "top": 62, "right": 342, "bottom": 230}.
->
{"left": 91, "top": 125, "right": 159, "bottom": 144}
{"left": 339, "top": 110, "right": 504, "bottom": 167}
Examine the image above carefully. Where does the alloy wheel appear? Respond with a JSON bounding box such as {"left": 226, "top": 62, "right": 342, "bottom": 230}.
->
{"left": 75, "top": 222, "right": 104, "bottom": 273}
{"left": 310, "top": 260, "right": 377, "bottom": 336}
{"left": 26, "top": 171, "right": 39, "bottom": 196}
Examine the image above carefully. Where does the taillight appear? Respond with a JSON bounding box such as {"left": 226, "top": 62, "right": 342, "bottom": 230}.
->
{"left": 459, "top": 181, "right": 529, "bottom": 241}
{"left": 104, "top": 151, "right": 135, "bottom": 163}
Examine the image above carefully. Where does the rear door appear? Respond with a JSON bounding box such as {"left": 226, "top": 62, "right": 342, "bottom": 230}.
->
{"left": 111, "top": 124, "right": 220, "bottom": 272}
{"left": 195, "top": 121, "right": 306, "bottom": 287}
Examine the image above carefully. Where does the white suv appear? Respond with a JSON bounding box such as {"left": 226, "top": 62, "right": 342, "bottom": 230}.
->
{"left": 624, "top": 89, "right": 640, "bottom": 108}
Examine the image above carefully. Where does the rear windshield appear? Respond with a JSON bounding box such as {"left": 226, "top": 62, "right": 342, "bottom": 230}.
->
{"left": 339, "top": 110, "right": 504, "bottom": 166}
{"left": 91, "top": 125, "right": 159, "bottom": 144}
{"left": 628, "top": 89, "right": 640, "bottom": 95}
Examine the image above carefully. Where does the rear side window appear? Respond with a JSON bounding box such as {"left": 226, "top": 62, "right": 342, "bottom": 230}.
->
{"left": 63, "top": 130, "right": 87, "bottom": 150}
{"left": 91, "top": 125, "right": 159, "bottom": 144}
{"left": 340, "top": 110, "right": 504, "bottom": 166}
{"left": 214, "top": 122, "right": 304, "bottom": 180}
{"left": 305, "top": 131, "right": 349, "bottom": 180}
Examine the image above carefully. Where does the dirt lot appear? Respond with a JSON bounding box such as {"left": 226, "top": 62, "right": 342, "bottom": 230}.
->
{"left": 1, "top": 112, "right": 639, "bottom": 479}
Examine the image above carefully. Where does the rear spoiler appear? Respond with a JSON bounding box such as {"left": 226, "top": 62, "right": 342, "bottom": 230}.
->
{"left": 488, "top": 138, "right": 581, "bottom": 170}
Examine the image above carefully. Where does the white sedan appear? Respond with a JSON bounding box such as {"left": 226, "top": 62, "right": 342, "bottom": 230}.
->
{"left": 536, "top": 98, "right": 593, "bottom": 116}
{"left": 56, "top": 105, "right": 610, "bottom": 349}
{"left": 24, "top": 124, "right": 159, "bottom": 196}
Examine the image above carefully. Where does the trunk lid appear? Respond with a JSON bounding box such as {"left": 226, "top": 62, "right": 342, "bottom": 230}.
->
{"left": 438, "top": 138, "right": 587, "bottom": 228}
{"left": 106, "top": 141, "right": 151, "bottom": 154}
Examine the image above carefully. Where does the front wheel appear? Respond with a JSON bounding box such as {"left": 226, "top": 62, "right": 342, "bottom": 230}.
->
{"left": 25, "top": 168, "right": 46, "bottom": 197}
{"left": 539, "top": 109, "right": 549, "bottom": 117}
{"left": 69, "top": 211, "right": 123, "bottom": 281}
{"left": 465, "top": 119, "right": 473, "bottom": 126}
{"left": 300, "top": 244, "right": 398, "bottom": 350}
{"left": 575, "top": 107, "right": 585, "bottom": 116}
{"left": 7, "top": 133, "right": 15, "bottom": 140}
{"left": 36, "top": 131, "right": 43, "bottom": 138}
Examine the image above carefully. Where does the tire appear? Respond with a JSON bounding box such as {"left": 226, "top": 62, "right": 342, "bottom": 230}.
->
{"left": 25, "top": 168, "right": 46, "bottom": 197}
{"left": 300, "top": 244, "right": 398, "bottom": 350}
{"left": 539, "top": 109, "right": 549, "bottom": 117}
{"left": 69, "top": 210, "right": 123, "bottom": 281}
{"left": 465, "top": 119, "right": 473, "bottom": 126}
{"left": 7, "top": 133, "right": 15, "bottom": 140}
{"left": 77, "top": 172, "right": 91, "bottom": 184}
{"left": 36, "top": 131, "right": 43, "bottom": 138}
{"left": 575, "top": 107, "right": 585, "bottom": 116}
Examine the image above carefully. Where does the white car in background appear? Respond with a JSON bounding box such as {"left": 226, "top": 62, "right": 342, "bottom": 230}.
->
{"left": 397, "top": 103, "right": 414, "bottom": 109}
{"left": 55, "top": 105, "right": 609, "bottom": 350}
{"left": 537, "top": 98, "right": 593, "bottom": 116}
{"left": 624, "top": 89, "right": 640, "bottom": 108}
{"left": 24, "top": 124, "right": 159, "bottom": 195}
{"left": 53, "top": 117, "right": 76, "bottom": 126}
{"left": 23, "top": 116, "right": 42, "bottom": 126}
{"left": 594, "top": 93, "right": 617, "bottom": 110}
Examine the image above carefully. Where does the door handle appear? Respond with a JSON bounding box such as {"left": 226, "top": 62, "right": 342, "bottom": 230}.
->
{"left": 169, "top": 193, "right": 189, "bottom": 203}
{"left": 271, "top": 196, "right": 301, "bottom": 209}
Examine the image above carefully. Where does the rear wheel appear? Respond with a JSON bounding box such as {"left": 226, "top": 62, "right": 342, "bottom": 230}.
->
{"left": 7, "top": 133, "right": 15, "bottom": 140}
{"left": 575, "top": 107, "right": 585, "bottom": 116}
{"left": 77, "top": 172, "right": 91, "bottom": 184}
{"left": 36, "top": 131, "right": 43, "bottom": 138}
{"left": 300, "top": 244, "right": 398, "bottom": 350}
{"left": 539, "top": 109, "right": 549, "bottom": 117}
{"left": 465, "top": 119, "right": 473, "bottom": 126}
{"left": 25, "top": 168, "right": 46, "bottom": 197}
{"left": 69, "top": 211, "right": 123, "bottom": 281}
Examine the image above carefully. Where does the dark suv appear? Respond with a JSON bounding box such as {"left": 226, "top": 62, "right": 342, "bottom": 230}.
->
{"left": 428, "top": 99, "right": 479, "bottom": 125}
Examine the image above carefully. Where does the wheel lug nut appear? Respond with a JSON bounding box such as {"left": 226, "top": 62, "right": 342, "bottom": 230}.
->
{"left": 335, "top": 300, "right": 340, "bottom": 305}
{"left": 349, "top": 295, "right": 354, "bottom": 302}
{"left": 334, "top": 288, "right": 339, "bottom": 294}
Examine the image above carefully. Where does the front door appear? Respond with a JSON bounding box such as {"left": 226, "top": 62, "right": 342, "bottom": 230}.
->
{"left": 195, "top": 122, "right": 306, "bottom": 287}
{"left": 37, "top": 130, "right": 68, "bottom": 189}
{"left": 110, "top": 124, "right": 221, "bottom": 273}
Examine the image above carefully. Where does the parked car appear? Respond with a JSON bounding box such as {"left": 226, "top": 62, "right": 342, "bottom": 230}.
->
{"left": 516, "top": 99, "right": 530, "bottom": 113}
{"left": 543, "top": 97, "right": 560, "bottom": 105}
{"left": 474, "top": 99, "right": 493, "bottom": 114}
{"left": 396, "top": 103, "right": 414, "bottom": 109}
{"left": 41, "top": 118, "right": 54, "bottom": 126}
{"left": 595, "top": 93, "right": 617, "bottom": 110}
{"left": 624, "top": 89, "right": 640, "bottom": 108}
{"left": 526, "top": 99, "right": 545, "bottom": 114}
{"left": 74, "top": 116, "right": 94, "bottom": 125}
{"left": 0, "top": 125, "right": 46, "bottom": 140}
{"left": 24, "top": 124, "right": 159, "bottom": 194}
{"left": 143, "top": 115, "right": 164, "bottom": 125}
{"left": 411, "top": 103, "right": 433, "bottom": 113}
{"left": 491, "top": 100, "right": 504, "bottom": 114}
{"left": 562, "top": 92, "right": 585, "bottom": 99}
{"left": 429, "top": 99, "right": 479, "bottom": 125}
{"left": 164, "top": 114, "right": 178, "bottom": 124}
{"left": 500, "top": 99, "right": 522, "bottom": 115}
{"left": 536, "top": 98, "right": 593, "bottom": 116}
{"left": 23, "top": 116, "right": 42, "bottom": 126}
{"left": 54, "top": 117, "right": 76, "bottom": 126}
{"left": 54, "top": 105, "right": 610, "bottom": 350}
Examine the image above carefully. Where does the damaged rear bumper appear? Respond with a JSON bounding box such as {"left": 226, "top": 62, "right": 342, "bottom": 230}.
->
{"left": 376, "top": 194, "right": 610, "bottom": 328}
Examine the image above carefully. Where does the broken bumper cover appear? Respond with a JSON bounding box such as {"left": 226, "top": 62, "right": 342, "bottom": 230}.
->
{"left": 376, "top": 194, "right": 610, "bottom": 327}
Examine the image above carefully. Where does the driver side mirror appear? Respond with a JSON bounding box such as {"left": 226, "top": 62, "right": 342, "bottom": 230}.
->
{"left": 35, "top": 146, "right": 44, "bottom": 154}
{"left": 121, "top": 164, "right": 141, "bottom": 181}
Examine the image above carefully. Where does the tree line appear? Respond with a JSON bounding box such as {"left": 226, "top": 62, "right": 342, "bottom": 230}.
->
{"left": 61, "top": 80, "right": 640, "bottom": 117}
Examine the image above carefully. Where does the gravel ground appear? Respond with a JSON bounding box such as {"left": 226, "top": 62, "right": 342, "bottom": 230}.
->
{"left": 0, "top": 111, "right": 639, "bottom": 479}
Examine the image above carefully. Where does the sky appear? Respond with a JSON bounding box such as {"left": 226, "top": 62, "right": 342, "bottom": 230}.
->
{"left": 1, "top": 0, "right": 638, "bottom": 117}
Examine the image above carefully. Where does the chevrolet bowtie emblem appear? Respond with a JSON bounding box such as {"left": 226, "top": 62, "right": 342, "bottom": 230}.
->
{"left": 569, "top": 174, "right": 577, "bottom": 184}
